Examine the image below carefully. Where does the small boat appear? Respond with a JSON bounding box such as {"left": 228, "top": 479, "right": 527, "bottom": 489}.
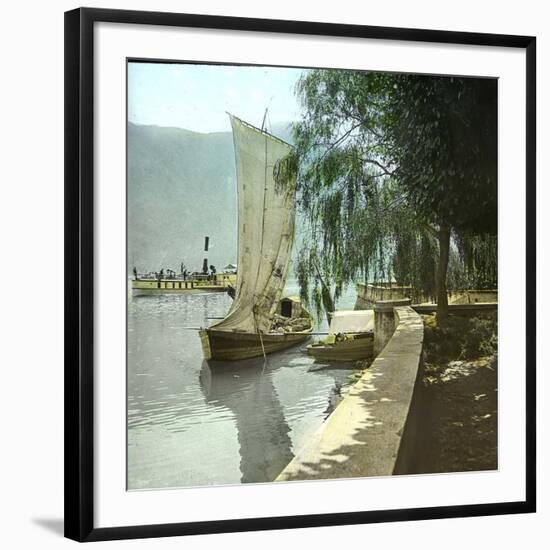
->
{"left": 307, "top": 310, "right": 374, "bottom": 362}
{"left": 200, "top": 114, "right": 312, "bottom": 361}
{"left": 131, "top": 272, "right": 236, "bottom": 296}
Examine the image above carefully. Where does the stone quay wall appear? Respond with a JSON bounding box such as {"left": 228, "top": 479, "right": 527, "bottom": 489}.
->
{"left": 356, "top": 282, "right": 498, "bottom": 309}
{"left": 276, "top": 305, "right": 424, "bottom": 482}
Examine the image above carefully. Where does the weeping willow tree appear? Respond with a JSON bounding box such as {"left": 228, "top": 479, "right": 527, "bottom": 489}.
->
{"left": 278, "top": 69, "right": 497, "bottom": 320}
{"left": 453, "top": 233, "right": 498, "bottom": 290}
{"left": 291, "top": 174, "right": 405, "bottom": 322}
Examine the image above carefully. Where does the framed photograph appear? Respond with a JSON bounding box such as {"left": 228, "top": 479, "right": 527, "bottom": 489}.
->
{"left": 65, "top": 7, "right": 536, "bottom": 542}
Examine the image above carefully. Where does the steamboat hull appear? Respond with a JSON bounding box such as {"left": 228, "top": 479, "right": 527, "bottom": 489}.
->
{"left": 131, "top": 277, "right": 234, "bottom": 296}
{"left": 132, "top": 286, "right": 228, "bottom": 296}
{"left": 200, "top": 328, "right": 312, "bottom": 361}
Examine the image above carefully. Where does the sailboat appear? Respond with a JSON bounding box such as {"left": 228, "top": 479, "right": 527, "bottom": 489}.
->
{"left": 199, "top": 114, "right": 312, "bottom": 361}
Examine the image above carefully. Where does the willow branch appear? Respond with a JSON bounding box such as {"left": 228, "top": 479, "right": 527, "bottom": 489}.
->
{"left": 318, "top": 122, "right": 364, "bottom": 161}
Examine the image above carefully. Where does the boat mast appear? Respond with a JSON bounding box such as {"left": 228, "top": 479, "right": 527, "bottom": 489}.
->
{"left": 261, "top": 107, "right": 268, "bottom": 132}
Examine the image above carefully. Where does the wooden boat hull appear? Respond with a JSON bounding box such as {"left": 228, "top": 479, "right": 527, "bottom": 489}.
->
{"left": 307, "top": 333, "right": 374, "bottom": 362}
{"left": 200, "top": 328, "right": 312, "bottom": 361}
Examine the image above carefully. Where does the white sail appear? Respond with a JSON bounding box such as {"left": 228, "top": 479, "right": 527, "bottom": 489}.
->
{"left": 212, "top": 114, "right": 296, "bottom": 334}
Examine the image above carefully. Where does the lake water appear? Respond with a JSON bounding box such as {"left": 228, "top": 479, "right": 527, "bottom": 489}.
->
{"left": 127, "top": 283, "right": 359, "bottom": 490}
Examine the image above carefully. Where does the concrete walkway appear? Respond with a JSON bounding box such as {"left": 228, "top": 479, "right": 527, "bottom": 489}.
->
{"left": 276, "top": 306, "right": 424, "bottom": 481}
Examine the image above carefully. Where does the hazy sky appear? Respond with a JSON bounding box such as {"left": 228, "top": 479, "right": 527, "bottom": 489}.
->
{"left": 128, "top": 62, "right": 306, "bottom": 133}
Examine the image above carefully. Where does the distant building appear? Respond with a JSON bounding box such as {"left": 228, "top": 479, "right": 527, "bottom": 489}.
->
{"left": 223, "top": 263, "right": 237, "bottom": 274}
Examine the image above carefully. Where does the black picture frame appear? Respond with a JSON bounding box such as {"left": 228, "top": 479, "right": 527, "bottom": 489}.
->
{"left": 65, "top": 7, "right": 537, "bottom": 542}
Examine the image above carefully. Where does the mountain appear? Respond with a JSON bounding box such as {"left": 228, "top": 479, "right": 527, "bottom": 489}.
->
{"left": 128, "top": 121, "right": 294, "bottom": 274}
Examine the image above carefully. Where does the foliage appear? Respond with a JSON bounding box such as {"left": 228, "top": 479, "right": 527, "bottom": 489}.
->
{"left": 278, "top": 69, "right": 498, "bottom": 319}
{"left": 423, "top": 314, "right": 498, "bottom": 362}
{"left": 455, "top": 232, "right": 498, "bottom": 289}
{"left": 460, "top": 317, "right": 499, "bottom": 358}
{"left": 381, "top": 74, "right": 497, "bottom": 234}
{"left": 392, "top": 228, "right": 439, "bottom": 300}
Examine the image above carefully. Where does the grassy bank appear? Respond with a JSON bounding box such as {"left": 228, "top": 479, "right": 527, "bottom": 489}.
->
{"left": 414, "top": 314, "right": 498, "bottom": 473}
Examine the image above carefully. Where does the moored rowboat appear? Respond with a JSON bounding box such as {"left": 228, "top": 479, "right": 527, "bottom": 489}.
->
{"left": 307, "top": 332, "right": 373, "bottom": 362}
{"left": 307, "top": 310, "right": 374, "bottom": 362}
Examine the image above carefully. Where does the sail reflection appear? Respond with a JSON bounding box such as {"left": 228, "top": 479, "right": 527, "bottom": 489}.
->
{"left": 200, "top": 359, "right": 293, "bottom": 483}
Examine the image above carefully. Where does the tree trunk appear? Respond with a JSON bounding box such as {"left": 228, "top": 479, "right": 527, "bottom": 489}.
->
{"left": 436, "top": 223, "right": 451, "bottom": 321}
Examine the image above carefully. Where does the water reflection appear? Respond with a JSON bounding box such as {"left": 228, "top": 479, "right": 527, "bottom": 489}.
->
{"left": 127, "top": 284, "right": 359, "bottom": 490}
{"left": 200, "top": 360, "right": 293, "bottom": 482}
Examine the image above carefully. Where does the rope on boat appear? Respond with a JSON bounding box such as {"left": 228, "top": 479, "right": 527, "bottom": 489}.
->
{"left": 252, "top": 306, "right": 268, "bottom": 371}
{"left": 258, "top": 329, "right": 268, "bottom": 372}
